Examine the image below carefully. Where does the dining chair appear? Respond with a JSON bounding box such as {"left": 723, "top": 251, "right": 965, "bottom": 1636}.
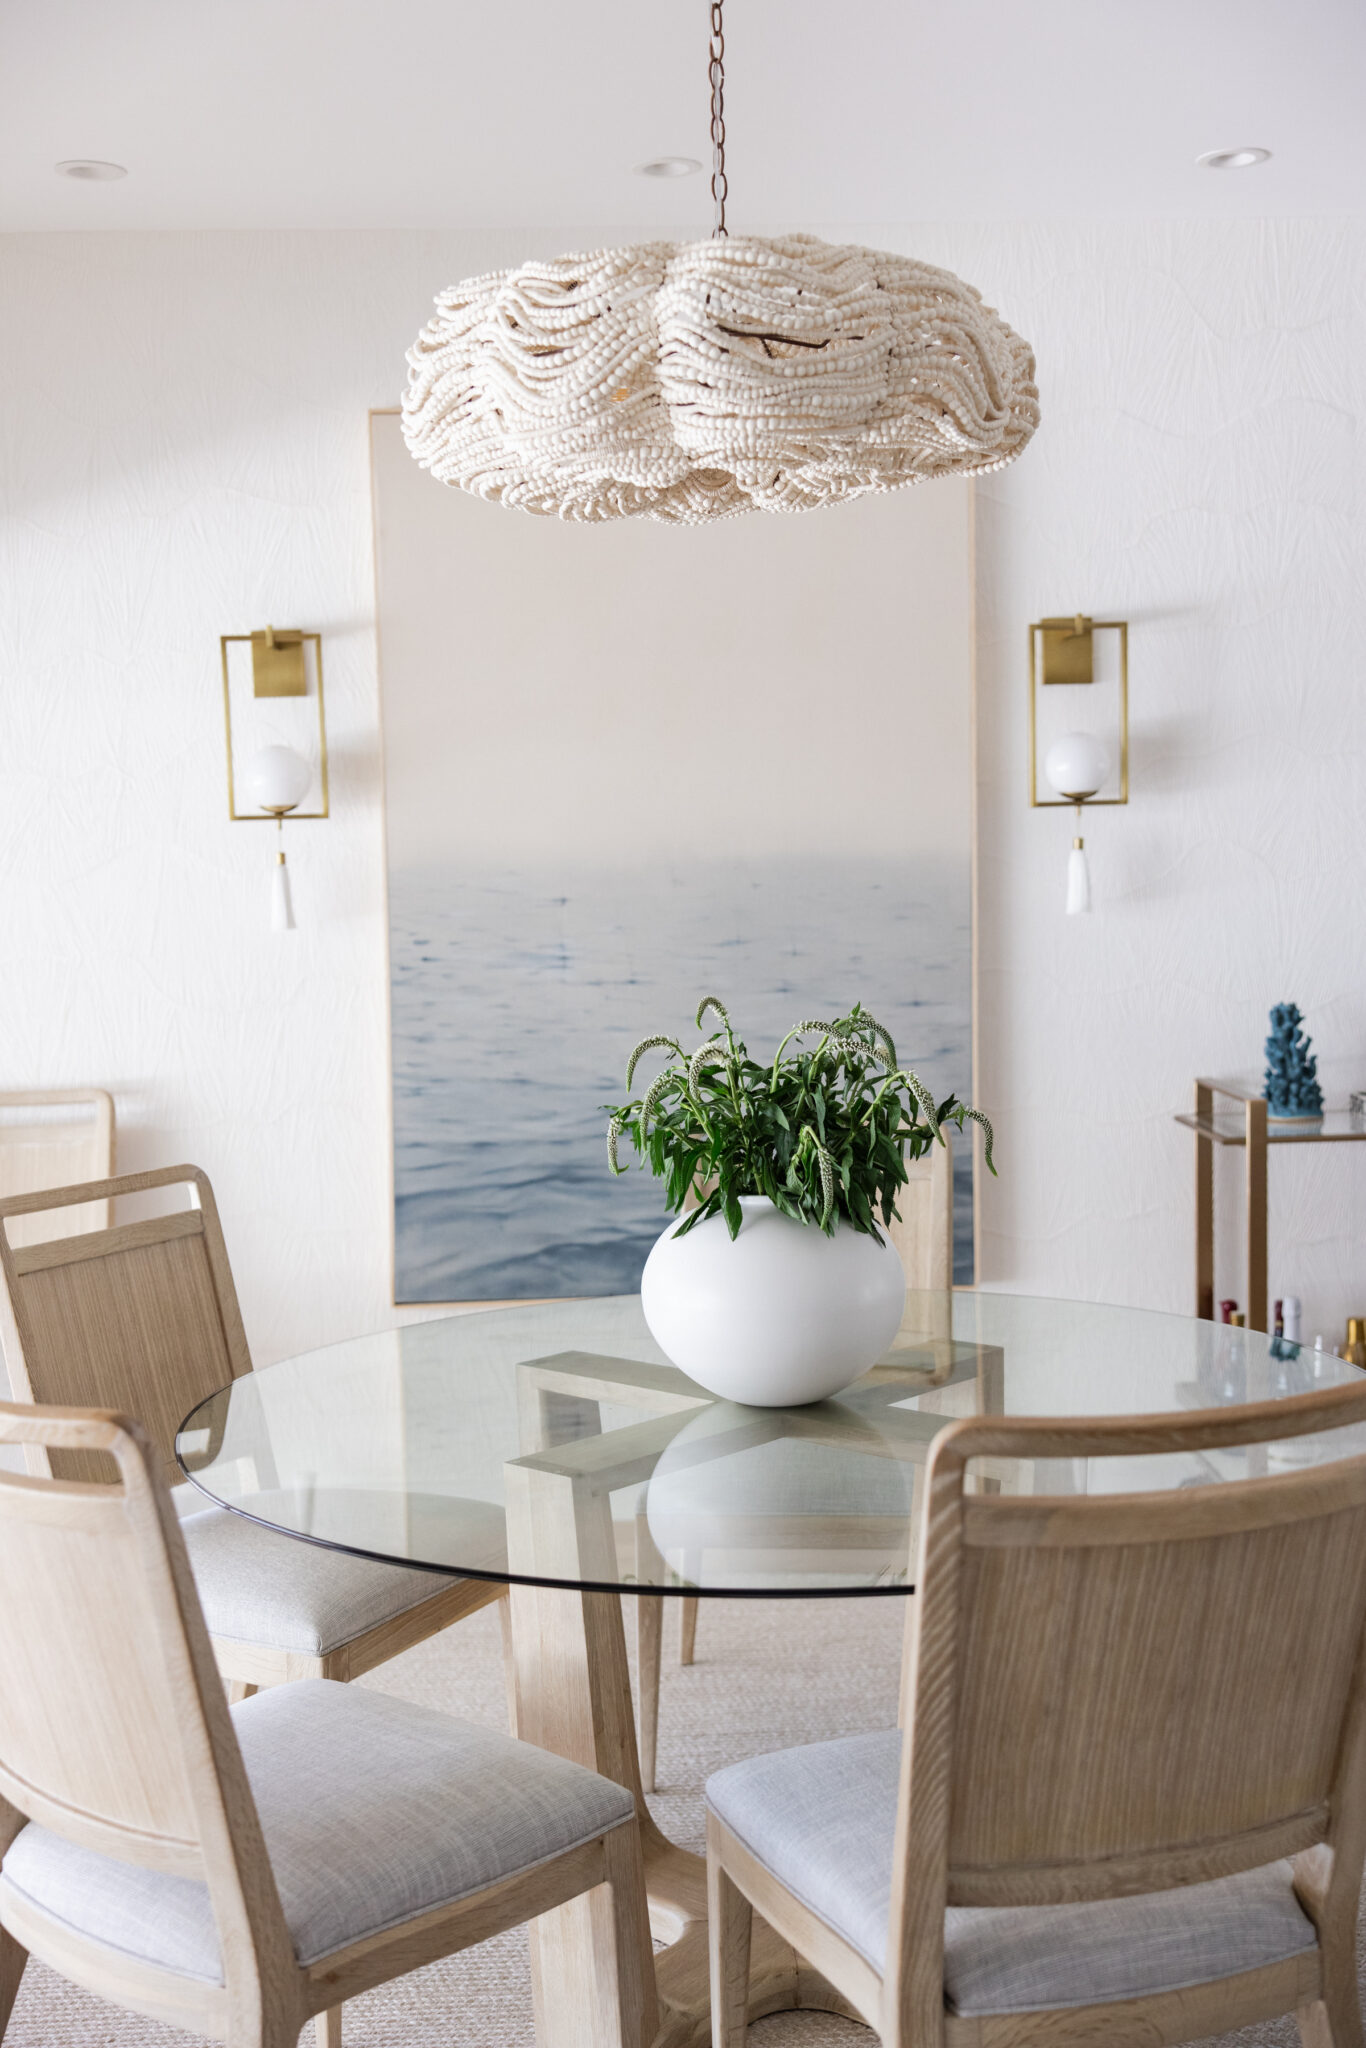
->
{"left": 705, "top": 1380, "right": 1366, "bottom": 2048}
{"left": 0, "top": 1091, "right": 114, "bottom": 1249}
{"left": 0, "top": 1399, "right": 655, "bottom": 2048}
{"left": 0, "top": 1165, "right": 508, "bottom": 1700}
{"left": 635, "top": 1136, "right": 954, "bottom": 1794}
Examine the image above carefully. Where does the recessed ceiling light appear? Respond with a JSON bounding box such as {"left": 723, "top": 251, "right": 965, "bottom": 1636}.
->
{"left": 1196, "top": 146, "right": 1271, "bottom": 171}
{"left": 54, "top": 159, "right": 127, "bottom": 181}
{"left": 634, "top": 156, "right": 702, "bottom": 179}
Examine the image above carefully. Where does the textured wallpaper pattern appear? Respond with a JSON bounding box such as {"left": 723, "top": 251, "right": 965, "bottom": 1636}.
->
{"left": 961, "top": 218, "right": 1366, "bottom": 1333}
{"left": 1, "top": 220, "right": 1362, "bottom": 1358}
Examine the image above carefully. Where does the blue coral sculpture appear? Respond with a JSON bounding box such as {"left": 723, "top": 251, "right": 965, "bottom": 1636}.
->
{"left": 1263, "top": 1003, "right": 1324, "bottom": 1121}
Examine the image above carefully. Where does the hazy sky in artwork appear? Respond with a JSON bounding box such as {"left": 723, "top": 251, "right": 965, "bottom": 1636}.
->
{"left": 372, "top": 414, "right": 972, "bottom": 874}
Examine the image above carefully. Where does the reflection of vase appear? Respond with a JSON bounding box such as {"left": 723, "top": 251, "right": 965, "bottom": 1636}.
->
{"left": 645, "top": 1398, "right": 917, "bottom": 1590}
{"left": 641, "top": 1195, "right": 905, "bottom": 1406}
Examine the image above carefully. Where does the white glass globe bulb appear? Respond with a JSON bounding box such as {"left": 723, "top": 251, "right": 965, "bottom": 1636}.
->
{"left": 1043, "top": 730, "right": 1110, "bottom": 802}
{"left": 242, "top": 744, "right": 310, "bottom": 815}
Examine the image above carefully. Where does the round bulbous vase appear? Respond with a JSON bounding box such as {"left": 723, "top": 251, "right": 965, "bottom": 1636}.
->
{"left": 640, "top": 1194, "right": 906, "bottom": 1406}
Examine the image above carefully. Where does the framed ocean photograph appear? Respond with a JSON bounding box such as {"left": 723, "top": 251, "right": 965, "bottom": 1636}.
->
{"left": 370, "top": 411, "right": 975, "bottom": 1303}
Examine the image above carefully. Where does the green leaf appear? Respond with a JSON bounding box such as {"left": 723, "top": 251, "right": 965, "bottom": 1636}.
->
{"left": 604, "top": 998, "right": 996, "bottom": 1232}
{"left": 625, "top": 1035, "right": 682, "bottom": 1089}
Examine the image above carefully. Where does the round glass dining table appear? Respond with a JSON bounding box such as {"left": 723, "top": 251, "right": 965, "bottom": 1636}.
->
{"left": 176, "top": 1291, "right": 1364, "bottom": 2048}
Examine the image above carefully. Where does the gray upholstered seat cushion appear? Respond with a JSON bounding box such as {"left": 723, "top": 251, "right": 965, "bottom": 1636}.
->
{"left": 0, "top": 1680, "right": 635, "bottom": 1983}
{"left": 180, "top": 1505, "right": 484, "bottom": 1655}
{"left": 706, "top": 1729, "right": 1318, "bottom": 2017}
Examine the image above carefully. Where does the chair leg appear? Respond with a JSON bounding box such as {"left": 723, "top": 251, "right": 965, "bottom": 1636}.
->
{"left": 635, "top": 1594, "right": 663, "bottom": 1794}
{"left": 230, "top": 2003, "right": 307, "bottom": 2048}
{"left": 312, "top": 2008, "right": 342, "bottom": 2048}
{"left": 1299, "top": 1973, "right": 1365, "bottom": 2048}
{"left": 679, "top": 1595, "right": 698, "bottom": 1666}
{"left": 0, "top": 1926, "right": 26, "bottom": 2041}
{"left": 707, "top": 1843, "right": 752, "bottom": 2048}
{"left": 600, "top": 1821, "right": 659, "bottom": 2048}
{"left": 228, "top": 1681, "right": 259, "bottom": 1705}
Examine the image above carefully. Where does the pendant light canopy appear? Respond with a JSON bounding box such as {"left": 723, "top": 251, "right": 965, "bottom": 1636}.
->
{"left": 403, "top": 10, "right": 1039, "bottom": 524}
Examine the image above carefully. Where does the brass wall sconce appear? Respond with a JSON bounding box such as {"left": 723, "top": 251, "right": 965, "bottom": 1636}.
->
{"left": 1028, "top": 615, "right": 1129, "bottom": 915}
{"left": 221, "top": 628, "right": 329, "bottom": 931}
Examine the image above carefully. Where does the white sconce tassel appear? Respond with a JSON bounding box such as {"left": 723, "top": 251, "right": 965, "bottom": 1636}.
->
{"left": 1043, "top": 733, "right": 1110, "bottom": 921}
{"left": 271, "top": 833, "right": 296, "bottom": 933}
{"left": 240, "top": 746, "right": 311, "bottom": 934}
{"left": 1067, "top": 835, "right": 1091, "bottom": 915}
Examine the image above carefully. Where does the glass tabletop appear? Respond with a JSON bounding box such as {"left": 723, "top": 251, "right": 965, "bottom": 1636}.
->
{"left": 176, "top": 1291, "right": 1366, "bottom": 1599}
{"left": 1174, "top": 1107, "right": 1366, "bottom": 1146}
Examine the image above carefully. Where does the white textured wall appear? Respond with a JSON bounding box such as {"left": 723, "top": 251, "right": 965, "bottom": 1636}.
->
{"left": 1, "top": 220, "right": 1362, "bottom": 1360}
{"left": 959, "top": 219, "right": 1366, "bottom": 1338}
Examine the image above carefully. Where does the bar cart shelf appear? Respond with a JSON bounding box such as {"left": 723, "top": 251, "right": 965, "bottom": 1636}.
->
{"left": 1174, "top": 1077, "right": 1366, "bottom": 1333}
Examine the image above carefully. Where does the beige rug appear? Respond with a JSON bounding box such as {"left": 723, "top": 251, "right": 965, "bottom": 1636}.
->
{"left": 1, "top": 1594, "right": 1344, "bottom": 2047}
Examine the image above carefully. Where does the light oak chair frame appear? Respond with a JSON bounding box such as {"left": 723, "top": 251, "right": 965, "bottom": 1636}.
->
{"left": 709, "top": 1377, "right": 1366, "bottom": 2048}
{"left": 0, "top": 1401, "right": 655, "bottom": 2048}
{"left": 637, "top": 1136, "right": 954, "bottom": 1792}
{"left": 0, "top": 1165, "right": 506, "bottom": 1695}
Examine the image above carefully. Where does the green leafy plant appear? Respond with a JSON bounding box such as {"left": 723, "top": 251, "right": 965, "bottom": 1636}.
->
{"left": 605, "top": 997, "right": 994, "bottom": 1244}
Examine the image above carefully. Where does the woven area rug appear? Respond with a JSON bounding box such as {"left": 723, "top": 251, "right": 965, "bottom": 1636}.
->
{"left": 3, "top": 1593, "right": 1352, "bottom": 2047}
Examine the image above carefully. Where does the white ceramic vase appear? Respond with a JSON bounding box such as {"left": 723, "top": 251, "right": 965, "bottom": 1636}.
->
{"left": 640, "top": 1194, "right": 906, "bottom": 1407}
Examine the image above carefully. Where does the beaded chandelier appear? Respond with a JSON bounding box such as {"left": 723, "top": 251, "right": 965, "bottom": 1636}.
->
{"left": 402, "top": 6, "right": 1040, "bottom": 524}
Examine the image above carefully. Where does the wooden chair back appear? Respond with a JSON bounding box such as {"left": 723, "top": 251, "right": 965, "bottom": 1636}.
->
{"left": 888, "top": 1381, "right": 1366, "bottom": 2030}
{"left": 0, "top": 1166, "right": 252, "bottom": 1487}
{"left": 886, "top": 1132, "right": 952, "bottom": 1291}
{"left": 0, "top": 1402, "right": 289, "bottom": 2000}
{"left": 0, "top": 1091, "right": 114, "bottom": 1248}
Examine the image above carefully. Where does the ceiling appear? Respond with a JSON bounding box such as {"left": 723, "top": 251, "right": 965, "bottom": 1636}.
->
{"left": 3, "top": 0, "right": 1363, "bottom": 233}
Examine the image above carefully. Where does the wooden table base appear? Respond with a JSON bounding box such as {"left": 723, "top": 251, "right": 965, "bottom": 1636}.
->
{"left": 646, "top": 1829, "right": 862, "bottom": 2048}
{"left": 506, "top": 1568, "right": 859, "bottom": 2048}
{"left": 501, "top": 1352, "right": 973, "bottom": 2048}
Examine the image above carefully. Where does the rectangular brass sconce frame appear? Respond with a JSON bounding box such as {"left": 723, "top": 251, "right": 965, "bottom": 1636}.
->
{"left": 221, "top": 630, "right": 330, "bottom": 820}
{"left": 1028, "top": 616, "right": 1129, "bottom": 809}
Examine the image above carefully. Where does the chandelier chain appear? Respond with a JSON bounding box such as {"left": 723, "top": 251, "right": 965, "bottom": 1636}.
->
{"left": 709, "top": 1, "right": 727, "bottom": 238}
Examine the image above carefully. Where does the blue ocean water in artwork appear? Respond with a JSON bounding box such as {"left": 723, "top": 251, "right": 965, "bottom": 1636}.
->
{"left": 390, "top": 858, "right": 973, "bottom": 1301}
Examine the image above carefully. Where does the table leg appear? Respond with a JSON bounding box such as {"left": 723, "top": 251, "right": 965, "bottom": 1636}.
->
{"left": 1245, "top": 1096, "right": 1268, "bottom": 1334}
{"left": 633, "top": 1510, "right": 673, "bottom": 1795}
{"left": 1195, "top": 1081, "right": 1214, "bottom": 1321}
{"left": 504, "top": 1462, "right": 862, "bottom": 2048}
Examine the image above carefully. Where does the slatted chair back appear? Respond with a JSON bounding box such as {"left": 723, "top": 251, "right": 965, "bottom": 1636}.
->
{"left": 0, "top": 1091, "right": 114, "bottom": 1248}
{"left": 0, "top": 1166, "right": 251, "bottom": 1487}
{"left": 0, "top": 1400, "right": 287, "bottom": 2005}
{"left": 886, "top": 1132, "right": 952, "bottom": 1292}
{"left": 887, "top": 1382, "right": 1366, "bottom": 2033}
